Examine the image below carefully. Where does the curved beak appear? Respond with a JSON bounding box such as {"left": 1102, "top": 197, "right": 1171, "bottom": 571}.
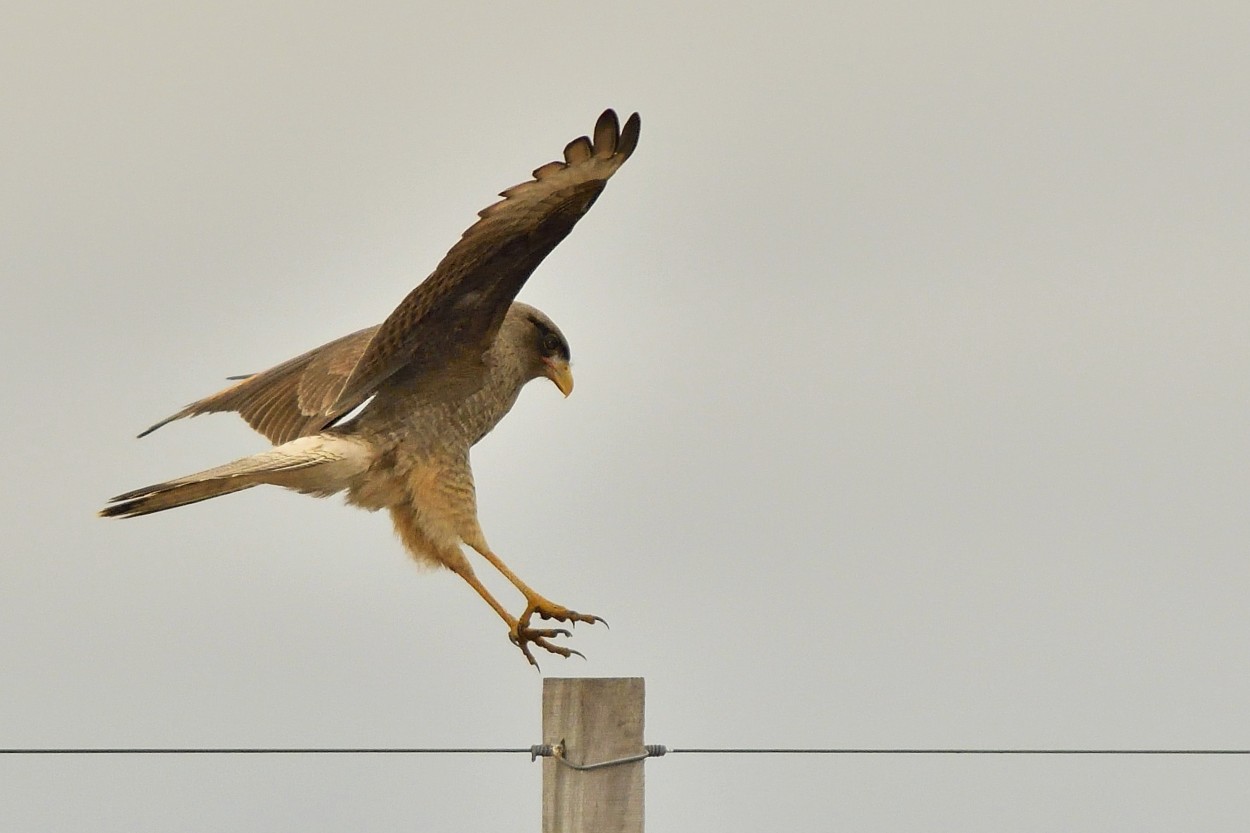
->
{"left": 542, "top": 357, "right": 574, "bottom": 397}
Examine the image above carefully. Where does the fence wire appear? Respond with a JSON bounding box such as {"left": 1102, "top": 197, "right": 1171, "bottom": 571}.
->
{"left": 3, "top": 747, "right": 1247, "bottom": 756}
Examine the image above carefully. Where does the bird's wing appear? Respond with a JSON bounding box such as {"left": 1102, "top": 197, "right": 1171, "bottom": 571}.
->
{"left": 325, "top": 108, "right": 641, "bottom": 415}
{"left": 138, "top": 325, "right": 378, "bottom": 445}
{"left": 137, "top": 109, "right": 639, "bottom": 445}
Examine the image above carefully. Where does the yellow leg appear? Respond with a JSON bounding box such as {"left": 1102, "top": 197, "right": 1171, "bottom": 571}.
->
{"left": 471, "top": 548, "right": 606, "bottom": 633}
{"left": 388, "top": 505, "right": 581, "bottom": 668}
{"left": 444, "top": 559, "right": 583, "bottom": 668}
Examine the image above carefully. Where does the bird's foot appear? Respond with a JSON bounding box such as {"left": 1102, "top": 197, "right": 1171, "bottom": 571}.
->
{"left": 509, "top": 621, "right": 583, "bottom": 669}
{"left": 519, "top": 595, "right": 608, "bottom": 631}
{"left": 507, "top": 598, "right": 606, "bottom": 669}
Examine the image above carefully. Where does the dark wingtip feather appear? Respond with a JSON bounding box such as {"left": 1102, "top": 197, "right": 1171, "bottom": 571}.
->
{"left": 136, "top": 414, "right": 179, "bottom": 439}
{"left": 593, "top": 109, "right": 621, "bottom": 155}
{"left": 618, "top": 112, "right": 641, "bottom": 160}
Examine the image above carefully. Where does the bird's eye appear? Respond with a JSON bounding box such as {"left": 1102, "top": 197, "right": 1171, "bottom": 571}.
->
{"left": 542, "top": 333, "right": 562, "bottom": 354}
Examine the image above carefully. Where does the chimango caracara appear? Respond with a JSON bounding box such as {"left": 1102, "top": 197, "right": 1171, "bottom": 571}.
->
{"left": 101, "top": 109, "right": 640, "bottom": 667}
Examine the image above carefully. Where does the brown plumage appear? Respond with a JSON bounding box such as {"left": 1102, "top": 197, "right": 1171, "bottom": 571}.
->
{"left": 102, "top": 110, "right": 641, "bottom": 666}
{"left": 136, "top": 325, "right": 379, "bottom": 445}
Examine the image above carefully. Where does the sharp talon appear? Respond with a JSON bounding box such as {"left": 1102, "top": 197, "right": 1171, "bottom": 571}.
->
{"left": 525, "top": 627, "right": 571, "bottom": 639}
{"left": 517, "top": 642, "right": 535, "bottom": 666}
{"left": 509, "top": 620, "right": 586, "bottom": 667}
{"left": 507, "top": 598, "right": 606, "bottom": 666}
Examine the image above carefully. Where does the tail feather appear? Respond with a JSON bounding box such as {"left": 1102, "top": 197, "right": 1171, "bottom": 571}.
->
{"left": 100, "top": 477, "right": 259, "bottom": 518}
{"left": 100, "top": 435, "right": 372, "bottom": 519}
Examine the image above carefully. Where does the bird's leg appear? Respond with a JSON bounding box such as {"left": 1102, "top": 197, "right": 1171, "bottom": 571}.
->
{"left": 474, "top": 548, "right": 606, "bottom": 633}
{"left": 445, "top": 560, "right": 581, "bottom": 668}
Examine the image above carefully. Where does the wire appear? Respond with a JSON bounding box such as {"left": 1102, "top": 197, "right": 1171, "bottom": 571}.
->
{"left": 668, "top": 748, "right": 1250, "bottom": 755}
{"left": 0, "top": 748, "right": 532, "bottom": 755}
{"left": 2, "top": 747, "right": 1247, "bottom": 756}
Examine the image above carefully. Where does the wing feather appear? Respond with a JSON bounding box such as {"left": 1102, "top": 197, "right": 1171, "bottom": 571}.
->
{"left": 532, "top": 160, "right": 566, "bottom": 180}
{"left": 592, "top": 109, "right": 620, "bottom": 156}
{"left": 325, "top": 108, "right": 641, "bottom": 415}
{"left": 563, "top": 136, "right": 593, "bottom": 165}
{"left": 138, "top": 325, "right": 378, "bottom": 444}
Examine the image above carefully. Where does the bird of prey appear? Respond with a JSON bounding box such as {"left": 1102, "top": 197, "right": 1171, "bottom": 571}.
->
{"left": 101, "top": 109, "right": 640, "bottom": 667}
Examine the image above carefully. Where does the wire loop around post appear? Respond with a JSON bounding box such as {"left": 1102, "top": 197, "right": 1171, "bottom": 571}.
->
{"left": 530, "top": 741, "right": 668, "bottom": 771}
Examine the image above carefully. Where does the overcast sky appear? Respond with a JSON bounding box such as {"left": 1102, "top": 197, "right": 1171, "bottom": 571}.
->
{"left": 4, "top": 2, "right": 1249, "bottom": 830}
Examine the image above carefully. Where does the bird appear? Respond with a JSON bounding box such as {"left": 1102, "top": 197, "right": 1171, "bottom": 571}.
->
{"left": 100, "top": 109, "right": 641, "bottom": 667}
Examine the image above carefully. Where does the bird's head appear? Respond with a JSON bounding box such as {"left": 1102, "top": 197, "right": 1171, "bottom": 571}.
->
{"left": 505, "top": 303, "right": 573, "bottom": 397}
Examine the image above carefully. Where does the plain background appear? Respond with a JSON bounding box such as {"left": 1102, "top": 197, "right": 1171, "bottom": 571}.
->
{"left": 4, "top": 2, "right": 1248, "bottom": 830}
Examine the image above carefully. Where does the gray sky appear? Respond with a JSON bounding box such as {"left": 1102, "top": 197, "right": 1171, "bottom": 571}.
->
{"left": 4, "top": 1, "right": 1249, "bottom": 829}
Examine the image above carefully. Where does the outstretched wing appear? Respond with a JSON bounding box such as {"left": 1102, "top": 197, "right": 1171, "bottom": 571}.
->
{"left": 138, "top": 108, "right": 640, "bottom": 445}
{"left": 325, "top": 108, "right": 641, "bottom": 414}
{"left": 138, "top": 325, "right": 378, "bottom": 445}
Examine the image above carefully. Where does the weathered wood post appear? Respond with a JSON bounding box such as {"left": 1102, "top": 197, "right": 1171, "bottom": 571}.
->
{"left": 541, "top": 677, "right": 645, "bottom": 833}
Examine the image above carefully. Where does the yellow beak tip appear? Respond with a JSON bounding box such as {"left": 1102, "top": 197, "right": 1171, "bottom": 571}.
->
{"left": 546, "top": 361, "right": 574, "bottom": 397}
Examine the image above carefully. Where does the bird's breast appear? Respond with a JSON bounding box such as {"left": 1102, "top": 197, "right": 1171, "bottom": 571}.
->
{"left": 355, "top": 358, "right": 529, "bottom": 455}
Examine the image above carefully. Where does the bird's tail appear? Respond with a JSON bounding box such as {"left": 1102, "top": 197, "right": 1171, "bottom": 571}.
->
{"left": 100, "top": 434, "right": 373, "bottom": 519}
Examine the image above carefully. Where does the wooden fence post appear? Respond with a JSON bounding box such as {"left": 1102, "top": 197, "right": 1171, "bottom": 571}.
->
{"left": 542, "top": 677, "right": 645, "bottom": 833}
